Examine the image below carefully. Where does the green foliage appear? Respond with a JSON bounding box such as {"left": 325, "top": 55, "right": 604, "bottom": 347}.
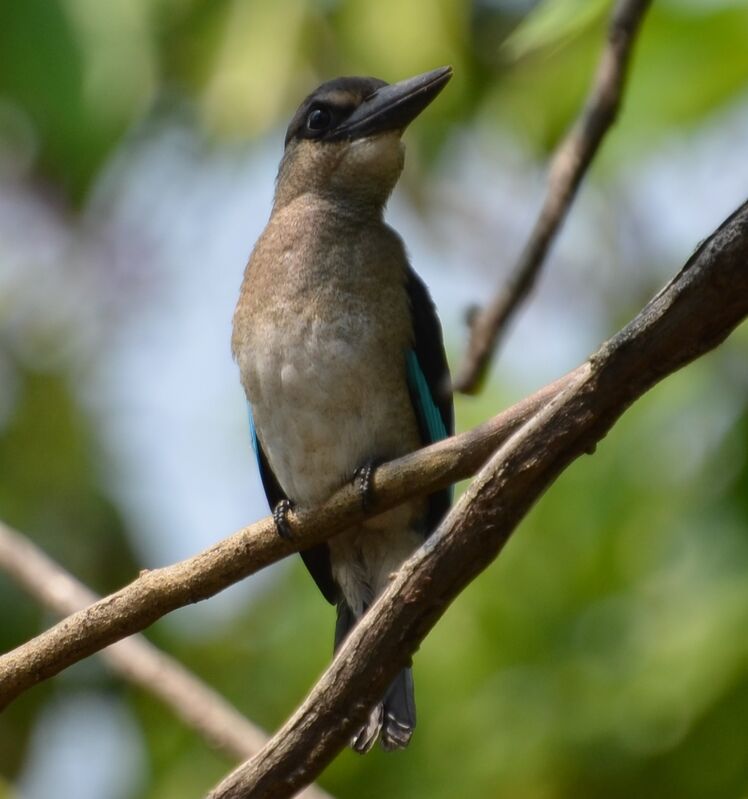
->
{"left": 0, "top": 0, "right": 154, "bottom": 199}
{"left": 0, "top": 359, "right": 138, "bottom": 776}
{"left": 0, "top": 363, "right": 137, "bottom": 595}
{"left": 1, "top": 0, "right": 747, "bottom": 796}
{"left": 1, "top": 0, "right": 747, "bottom": 199}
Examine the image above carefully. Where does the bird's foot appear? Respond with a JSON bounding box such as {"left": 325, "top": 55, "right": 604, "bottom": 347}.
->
{"left": 273, "top": 499, "right": 296, "bottom": 540}
{"left": 354, "top": 460, "right": 380, "bottom": 511}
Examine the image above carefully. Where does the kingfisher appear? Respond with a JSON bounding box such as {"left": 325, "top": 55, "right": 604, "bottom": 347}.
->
{"left": 232, "top": 66, "right": 454, "bottom": 752}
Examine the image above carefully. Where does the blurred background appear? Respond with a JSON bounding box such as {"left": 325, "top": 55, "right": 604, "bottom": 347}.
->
{"left": 1, "top": 0, "right": 748, "bottom": 797}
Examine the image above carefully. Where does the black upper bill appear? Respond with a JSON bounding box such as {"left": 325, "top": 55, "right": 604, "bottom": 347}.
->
{"left": 330, "top": 66, "right": 452, "bottom": 140}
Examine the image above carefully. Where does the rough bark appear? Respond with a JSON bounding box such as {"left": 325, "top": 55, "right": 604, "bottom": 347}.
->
{"left": 210, "top": 200, "right": 748, "bottom": 798}
{"left": 0, "top": 369, "right": 565, "bottom": 710}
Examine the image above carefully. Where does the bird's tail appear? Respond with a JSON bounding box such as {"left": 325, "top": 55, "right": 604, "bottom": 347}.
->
{"left": 335, "top": 601, "right": 416, "bottom": 753}
{"left": 381, "top": 667, "right": 416, "bottom": 750}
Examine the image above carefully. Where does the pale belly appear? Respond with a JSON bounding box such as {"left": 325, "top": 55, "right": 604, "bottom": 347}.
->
{"left": 240, "top": 314, "right": 420, "bottom": 507}
{"left": 232, "top": 200, "right": 432, "bottom": 614}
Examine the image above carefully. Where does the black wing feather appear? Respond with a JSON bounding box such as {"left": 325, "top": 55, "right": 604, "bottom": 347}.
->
{"left": 250, "top": 267, "right": 452, "bottom": 604}
{"left": 405, "top": 266, "right": 454, "bottom": 534}
{"left": 254, "top": 437, "right": 338, "bottom": 604}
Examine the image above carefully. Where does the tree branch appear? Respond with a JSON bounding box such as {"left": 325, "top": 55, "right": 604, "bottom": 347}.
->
{"left": 0, "top": 369, "right": 565, "bottom": 710}
{"left": 0, "top": 523, "right": 332, "bottom": 799}
{"left": 2, "top": 197, "right": 746, "bottom": 795}
{"left": 208, "top": 199, "right": 748, "bottom": 798}
{"left": 454, "top": 0, "right": 652, "bottom": 394}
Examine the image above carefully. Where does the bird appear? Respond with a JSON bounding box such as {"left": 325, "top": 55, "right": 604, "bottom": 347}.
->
{"left": 232, "top": 66, "right": 454, "bottom": 753}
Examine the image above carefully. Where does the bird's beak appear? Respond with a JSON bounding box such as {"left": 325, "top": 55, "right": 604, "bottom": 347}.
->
{"left": 330, "top": 66, "right": 453, "bottom": 141}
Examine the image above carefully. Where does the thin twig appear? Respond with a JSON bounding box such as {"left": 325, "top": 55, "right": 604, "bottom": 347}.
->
{"left": 0, "top": 194, "right": 746, "bottom": 796}
{"left": 454, "top": 0, "right": 652, "bottom": 393}
{"left": 0, "top": 523, "right": 332, "bottom": 799}
{"left": 0, "top": 373, "right": 566, "bottom": 711}
{"left": 209, "top": 199, "right": 748, "bottom": 799}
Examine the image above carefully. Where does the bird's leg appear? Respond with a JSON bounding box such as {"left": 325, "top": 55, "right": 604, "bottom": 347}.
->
{"left": 354, "top": 460, "right": 381, "bottom": 511}
{"left": 273, "top": 499, "right": 296, "bottom": 540}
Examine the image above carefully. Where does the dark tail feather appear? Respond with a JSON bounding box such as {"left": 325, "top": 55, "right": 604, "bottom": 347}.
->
{"left": 336, "top": 601, "right": 383, "bottom": 753}
{"left": 381, "top": 668, "right": 416, "bottom": 751}
{"left": 335, "top": 601, "right": 416, "bottom": 752}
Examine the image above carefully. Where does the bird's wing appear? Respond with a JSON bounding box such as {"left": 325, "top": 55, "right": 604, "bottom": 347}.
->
{"left": 405, "top": 267, "right": 454, "bottom": 534}
{"left": 247, "top": 405, "right": 338, "bottom": 604}
{"left": 245, "top": 267, "right": 452, "bottom": 600}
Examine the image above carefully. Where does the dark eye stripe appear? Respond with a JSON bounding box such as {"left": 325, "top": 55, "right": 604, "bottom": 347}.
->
{"left": 285, "top": 77, "right": 388, "bottom": 146}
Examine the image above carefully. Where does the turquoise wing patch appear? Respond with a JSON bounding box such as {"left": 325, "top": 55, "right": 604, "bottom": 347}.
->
{"left": 247, "top": 403, "right": 260, "bottom": 459}
{"left": 406, "top": 349, "right": 448, "bottom": 444}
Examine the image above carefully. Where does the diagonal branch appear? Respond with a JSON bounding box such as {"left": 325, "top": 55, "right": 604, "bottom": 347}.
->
{"left": 1, "top": 196, "right": 745, "bottom": 758}
{"left": 454, "top": 0, "right": 652, "bottom": 394}
{"left": 0, "top": 371, "right": 567, "bottom": 710}
{"left": 0, "top": 523, "right": 332, "bottom": 799}
{"left": 209, "top": 200, "right": 748, "bottom": 799}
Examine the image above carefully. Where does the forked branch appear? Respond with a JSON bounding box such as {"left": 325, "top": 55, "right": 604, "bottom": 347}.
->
{"left": 1, "top": 201, "right": 746, "bottom": 799}
{"left": 454, "top": 0, "right": 652, "bottom": 393}
{"left": 0, "top": 370, "right": 568, "bottom": 710}
{"left": 210, "top": 200, "right": 748, "bottom": 797}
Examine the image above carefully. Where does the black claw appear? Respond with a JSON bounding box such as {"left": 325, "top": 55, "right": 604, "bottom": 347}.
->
{"left": 273, "top": 499, "right": 295, "bottom": 540}
{"left": 354, "top": 460, "right": 379, "bottom": 511}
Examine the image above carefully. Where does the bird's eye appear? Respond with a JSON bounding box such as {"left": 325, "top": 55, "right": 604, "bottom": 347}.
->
{"left": 306, "top": 107, "right": 332, "bottom": 132}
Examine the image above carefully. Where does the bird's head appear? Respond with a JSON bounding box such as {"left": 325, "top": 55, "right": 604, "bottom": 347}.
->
{"left": 274, "top": 66, "right": 452, "bottom": 212}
